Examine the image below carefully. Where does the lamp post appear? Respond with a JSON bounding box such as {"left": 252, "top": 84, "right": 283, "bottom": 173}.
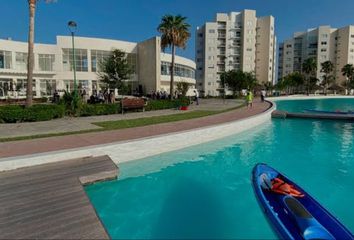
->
{"left": 68, "top": 21, "right": 77, "bottom": 97}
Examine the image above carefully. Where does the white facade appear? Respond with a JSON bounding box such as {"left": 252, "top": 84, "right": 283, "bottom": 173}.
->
{"left": 0, "top": 36, "right": 196, "bottom": 99}
{"left": 278, "top": 25, "right": 354, "bottom": 84}
{"left": 195, "top": 10, "right": 277, "bottom": 96}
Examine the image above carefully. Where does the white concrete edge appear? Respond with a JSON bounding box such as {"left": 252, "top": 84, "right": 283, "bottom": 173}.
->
{"left": 0, "top": 103, "right": 275, "bottom": 172}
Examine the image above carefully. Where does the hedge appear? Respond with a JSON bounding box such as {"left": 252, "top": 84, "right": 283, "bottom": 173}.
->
{"left": 0, "top": 104, "right": 65, "bottom": 123}
{"left": 79, "top": 103, "right": 120, "bottom": 117}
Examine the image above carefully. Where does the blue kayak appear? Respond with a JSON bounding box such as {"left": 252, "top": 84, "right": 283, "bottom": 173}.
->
{"left": 304, "top": 109, "right": 354, "bottom": 115}
{"left": 252, "top": 163, "right": 353, "bottom": 240}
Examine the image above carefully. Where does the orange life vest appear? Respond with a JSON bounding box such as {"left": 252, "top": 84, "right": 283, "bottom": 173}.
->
{"left": 271, "top": 178, "right": 304, "bottom": 198}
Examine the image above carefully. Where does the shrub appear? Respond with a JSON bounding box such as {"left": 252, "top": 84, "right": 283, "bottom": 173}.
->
{"left": 0, "top": 105, "right": 25, "bottom": 123}
{"left": 145, "top": 100, "right": 179, "bottom": 111}
{"left": 0, "top": 104, "right": 65, "bottom": 123}
{"left": 79, "top": 103, "right": 120, "bottom": 117}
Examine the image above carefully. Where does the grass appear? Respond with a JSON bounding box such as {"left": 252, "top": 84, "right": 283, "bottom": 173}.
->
{"left": 0, "top": 104, "right": 245, "bottom": 143}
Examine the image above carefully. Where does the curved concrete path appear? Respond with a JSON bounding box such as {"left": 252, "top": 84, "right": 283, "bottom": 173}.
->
{"left": 0, "top": 100, "right": 271, "bottom": 159}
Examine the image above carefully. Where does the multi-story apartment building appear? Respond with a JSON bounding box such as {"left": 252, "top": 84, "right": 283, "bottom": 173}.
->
{"left": 195, "top": 10, "right": 277, "bottom": 96}
{"left": 278, "top": 25, "right": 354, "bottom": 84}
{"left": 0, "top": 36, "right": 196, "bottom": 99}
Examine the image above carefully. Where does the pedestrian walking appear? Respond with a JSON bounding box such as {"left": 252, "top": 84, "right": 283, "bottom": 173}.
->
{"left": 194, "top": 90, "right": 199, "bottom": 105}
{"left": 261, "top": 90, "right": 266, "bottom": 102}
{"left": 246, "top": 90, "right": 253, "bottom": 109}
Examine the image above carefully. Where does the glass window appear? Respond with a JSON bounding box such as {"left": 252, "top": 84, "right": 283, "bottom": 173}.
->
{"left": 91, "top": 50, "right": 111, "bottom": 72}
{"left": 62, "top": 48, "right": 88, "bottom": 72}
{"left": 39, "top": 79, "right": 56, "bottom": 96}
{"left": 38, "top": 54, "right": 55, "bottom": 71}
{"left": 0, "top": 51, "right": 12, "bottom": 69}
{"left": 16, "top": 79, "right": 36, "bottom": 96}
{"left": 161, "top": 61, "right": 195, "bottom": 78}
{"left": 0, "top": 79, "right": 14, "bottom": 97}
{"left": 126, "top": 53, "right": 137, "bottom": 74}
{"left": 16, "top": 52, "right": 28, "bottom": 70}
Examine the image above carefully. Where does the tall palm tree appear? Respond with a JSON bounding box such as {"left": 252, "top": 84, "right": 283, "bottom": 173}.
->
{"left": 302, "top": 58, "right": 317, "bottom": 95}
{"left": 157, "top": 15, "right": 191, "bottom": 99}
{"left": 26, "top": 0, "right": 53, "bottom": 107}
{"left": 320, "top": 60, "right": 334, "bottom": 95}
{"left": 341, "top": 64, "right": 354, "bottom": 95}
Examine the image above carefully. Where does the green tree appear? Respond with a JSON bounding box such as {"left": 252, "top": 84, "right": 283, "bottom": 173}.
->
{"left": 302, "top": 58, "right": 318, "bottom": 95}
{"left": 341, "top": 64, "right": 354, "bottom": 94}
{"left": 320, "top": 61, "right": 335, "bottom": 95}
{"left": 176, "top": 81, "right": 191, "bottom": 97}
{"left": 158, "top": 15, "right": 191, "bottom": 99}
{"left": 220, "top": 70, "right": 256, "bottom": 97}
{"left": 98, "top": 49, "right": 133, "bottom": 91}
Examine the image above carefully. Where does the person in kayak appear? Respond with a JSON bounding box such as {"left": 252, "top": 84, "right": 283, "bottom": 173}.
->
{"left": 260, "top": 174, "right": 304, "bottom": 197}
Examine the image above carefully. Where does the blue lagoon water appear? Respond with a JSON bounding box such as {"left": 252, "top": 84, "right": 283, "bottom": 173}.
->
{"left": 86, "top": 98, "right": 354, "bottom": 239}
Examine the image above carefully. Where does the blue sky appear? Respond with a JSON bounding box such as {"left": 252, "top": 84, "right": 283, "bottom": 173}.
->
{"left": 1, "top": 0, "right": 354, "bottom": 60}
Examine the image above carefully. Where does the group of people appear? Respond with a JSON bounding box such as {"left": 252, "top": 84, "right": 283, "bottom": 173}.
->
{"left": 149, "top": 90, "right": 169, "bottom": 100}
{"left": 88, "top": 90, "right": 116, "bottom": 104}
{"left": 245, "top": 89, "right": 266, "bottom": 109}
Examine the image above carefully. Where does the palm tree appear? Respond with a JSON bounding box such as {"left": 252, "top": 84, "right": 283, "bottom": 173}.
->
{"left": 157, "top": 15, "right": 191, "bottom": 99}
{"left": 320, "top": 60, "right": 334, "bottom": 95}
{"left": 341, "top": 64, "right": 354, "bottom": 95}
{"left": 26, "top": 0, "right": 53, "bottom": 107}
{"left": 302, "top": 58, "right": 317, "bottom": 95}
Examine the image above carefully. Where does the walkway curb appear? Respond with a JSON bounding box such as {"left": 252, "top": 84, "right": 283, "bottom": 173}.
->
{"left": 0, "top": 101, "right": 274, "bottom": 171}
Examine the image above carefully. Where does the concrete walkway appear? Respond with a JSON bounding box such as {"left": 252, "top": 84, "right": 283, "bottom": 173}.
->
{"left": 0, "top": 100, "right": 271, "bottom": 159}
{"left": 0, "top": 99, "right": 243, "bottom": 138}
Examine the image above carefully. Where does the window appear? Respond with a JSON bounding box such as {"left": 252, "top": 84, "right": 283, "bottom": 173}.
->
{"left": 62, "top": 48, "right": 88, "bottom": 72}
{"left": 126, "top": 53, "right": 137, "bottom": 74}
{"left": 321, "top": 41, "right": 327, "bottom": 45}
{"left": 0, "top": 51, "right": 12, "bottom": 69}
{"left": 321, "top": 34, "right": 328, "bottom": 38}
{"left": 321, "top": 48, "right": 327, "bottom": 52}
{"left": 286, "top": 44, "right": 292, "bottom": 48}
{"left": 39, "top": 79, "right": 56, "bottom": 96}
{"left": 0, "top": 79, "right": 14, "bottom": 97}
{"left": 38, "top": 54, "right": 55, "bottom": 71}
{"left": 247, "top": 48, "right": 252, "bottom": 51}
{"left": 208, "top": 29, "right": 215, "bottom": 34}
{"left": 16, "top": 79, "right": 36, "bottom": 96}
{"left": 161, "top": 61, "right": 195, "bottom": 78}
{"left": 198, "top": 33, "right": 203, "bottom": 38}
{"left": 247, "top": 20, "right": 252, "bottom": 26}
{"left": 15, "top": 52, "right": 28, "bottom": 70}
{"left": 91, "top": 50, "right": 110, "bottom": 72}
{"left": 351, "top": 34, "right": 354, "bottom": 38}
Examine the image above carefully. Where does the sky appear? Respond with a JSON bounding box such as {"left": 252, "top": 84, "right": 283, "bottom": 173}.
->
{"left": 1, "top": 0, "right": 354, "bottom": 60}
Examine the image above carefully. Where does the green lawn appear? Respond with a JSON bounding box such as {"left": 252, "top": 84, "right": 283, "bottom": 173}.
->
{"left": 0, "top": 104, "right": 244, "bottom": 143}
{"left": 94, "top": 110, "right": 218, "bottom": 130}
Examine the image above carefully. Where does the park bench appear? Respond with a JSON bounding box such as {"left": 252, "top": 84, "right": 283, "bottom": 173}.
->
{"left": 121, "top": 97, "right": 145, "bottom": 114}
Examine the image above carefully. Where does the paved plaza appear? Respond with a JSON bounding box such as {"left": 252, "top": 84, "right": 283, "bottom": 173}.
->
{"left": 0, "top": 99, "right": 243, "bottom": 139}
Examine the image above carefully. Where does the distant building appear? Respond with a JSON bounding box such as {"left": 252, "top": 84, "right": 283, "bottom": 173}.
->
{"left": 195, "top": 10, "right": 277, "bottom": 96}
{"left": 278, "top": 25, "right": 354, "bottom": 84}
{"left": 0, "top": 36, "right": 196, "bottom": 99}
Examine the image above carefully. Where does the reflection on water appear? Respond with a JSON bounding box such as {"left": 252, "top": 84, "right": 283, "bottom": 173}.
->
{"left": 86, "top": 99, "right": 354, "bottom": 239}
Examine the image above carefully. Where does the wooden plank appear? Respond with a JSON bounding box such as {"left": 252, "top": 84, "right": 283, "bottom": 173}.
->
{"left": 0, "top": 155, "right": 117, "bottom": 239}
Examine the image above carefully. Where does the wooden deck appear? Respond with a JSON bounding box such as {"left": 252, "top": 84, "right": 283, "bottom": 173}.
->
{"left": 0, "top": 155, "right": 118, "bottom": 239}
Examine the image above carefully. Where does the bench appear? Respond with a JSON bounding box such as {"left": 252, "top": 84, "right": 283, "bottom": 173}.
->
{"left": 121, "top": 97, "right": 145, "bottom": 114}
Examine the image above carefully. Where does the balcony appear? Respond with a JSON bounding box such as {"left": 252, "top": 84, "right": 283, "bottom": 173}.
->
{"left": 218, "top": 34, "right": 226, "bottom": 38}
{"left": 217, "top": 61, "right": 225, "bottom": 65}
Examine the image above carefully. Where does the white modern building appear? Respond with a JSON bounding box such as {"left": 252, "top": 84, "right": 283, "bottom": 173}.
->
{"left": 0, "top": 36, "right": 196, "bottom": 99}
{"left": 278, "top": 25, "right": 354, "bottom": 84}
{"left": 195, "top": 10, "right": 277, "bottom": 96}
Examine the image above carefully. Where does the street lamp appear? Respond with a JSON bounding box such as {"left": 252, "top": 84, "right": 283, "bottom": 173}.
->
{"left": 68, "top": 21, "right": 77, "bottom": 97}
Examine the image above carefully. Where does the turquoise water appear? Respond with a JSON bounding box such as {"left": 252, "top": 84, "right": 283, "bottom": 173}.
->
{"left": 86, "top": 98, "right": 354, "bottom": 239}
